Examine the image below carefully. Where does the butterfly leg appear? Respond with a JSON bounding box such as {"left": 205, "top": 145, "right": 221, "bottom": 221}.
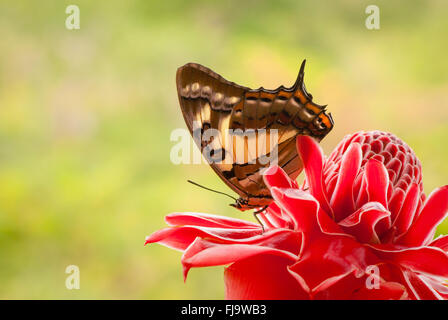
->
{"left": 253, "top": 205, "right": 268, "bottom": 233}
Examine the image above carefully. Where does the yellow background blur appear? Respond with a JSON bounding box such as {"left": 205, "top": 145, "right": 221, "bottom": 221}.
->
{"left": 0, "top": 0, "right": 447, "bottom": 299}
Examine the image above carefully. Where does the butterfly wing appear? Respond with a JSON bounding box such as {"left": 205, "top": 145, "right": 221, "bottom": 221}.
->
{"left": 176, "top": 63, "right": 251, "bottom": 203}
{"left": 176, "top": 61, "right": 334, "bottom": 210}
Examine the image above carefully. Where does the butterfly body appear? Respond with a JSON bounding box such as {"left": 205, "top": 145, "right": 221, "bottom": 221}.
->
{"left": 176, "top": 61, "right": 333, "bottom": 211}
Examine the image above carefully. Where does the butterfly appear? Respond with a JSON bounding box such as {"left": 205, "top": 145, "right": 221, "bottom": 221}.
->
{"left": 176, "top": 60, "right": 334, "bottom": 211}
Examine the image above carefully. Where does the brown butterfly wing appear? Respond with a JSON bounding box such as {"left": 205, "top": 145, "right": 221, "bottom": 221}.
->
{"left": 176, "top": 63, "right": 251, "bottom": 203}
{"left": 176, "top": 62, "right": 334, "bottom": 210}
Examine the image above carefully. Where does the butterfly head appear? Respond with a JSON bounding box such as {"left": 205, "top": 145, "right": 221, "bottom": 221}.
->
{"left": 230, "top": 197, "right": 273, "bottom": 211}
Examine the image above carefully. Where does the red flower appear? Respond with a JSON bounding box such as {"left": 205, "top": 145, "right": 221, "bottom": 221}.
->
{"left": 146, "top": 131, "right": 448, "bottom": 299}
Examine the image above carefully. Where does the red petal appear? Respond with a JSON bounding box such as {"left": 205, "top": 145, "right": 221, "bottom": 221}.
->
{"left": 270, "top": 187, "right": 344, "bottom": 235}
{"left": 165, "top": 212, "right": 259, "bottom": 229}
{"left": 365, "top": 159, "right": 389, "bottom": 209}
{"left": 270, "top": 187, "right": 320, "bottom": 232}
{"left": 338, "top": 202, "right": 391, "bottom": 244}
{"left": 386, "top": 158, "right": 402, "bottom": 179}
{"left": 350, "top": 281, "right": 408, "bottom": 300}
{"left": 355, "top": 174, "right": 369, "bottom": 209}
{"left": 419, "top": 275, "right": 448, "bottom": 299}
{"left": 255, "top": 212, "right": 275, "bottom": 230}
{"left": 430, "top": 235, "right": 448, "bottom": 251}
{"left": 296, "top": 135, "right": 333, "bottom": 217}
{"left": 182, "top": 237, "right": 298, "bottom": 280}
{"left": 316, "top": 264, "right": 408, "bottom": 300}
{"left": 145, "top": 226, "right": 262, "bottom": 251}
{"left": 401, "top": 269, "right": 444, "bottom": 300}
{"left": 369, "top": 245, "right": 448, "bottom": 278}
{"left": 289, "top": 236, "right": 378, "bottom": 291}
{"left": 265, "top": 202, "right": 290, "bottom": 228}
{"left": 263, "top": 165, "right": 297, "bottom": 189}
{"left": 389, "top": 188, "right": 406, "bottom": 222}
{"left": 330, "top": 143, "right": 362, "bottom": 221}
{"left": 397, "top": 186, "right": 448, "bottom": 246}
{"left": 309, "top": 269, "right": 360, "bottom": 299}
{"left": 224, "top": 254, "right": 308, "bottom": 299}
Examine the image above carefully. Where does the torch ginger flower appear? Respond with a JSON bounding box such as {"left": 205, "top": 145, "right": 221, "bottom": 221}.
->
{"left": 146, "top": 131, "right": 448, "bottom": 299}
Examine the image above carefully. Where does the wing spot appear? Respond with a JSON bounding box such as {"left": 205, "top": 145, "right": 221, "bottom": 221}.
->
{"left": 191, "top": 82, "right": 201, "bottom": 98}
{"left": 181, "top": 84, "right": 191, "bottom": 97}
{"left": 277, "top": 95, "right": 288, "bottom": 101}
{"left": 201, "top": 85, "right": 212, "bottom": 99}
{"left": 224, "top": 96, "right": 240, "bottom": 107}
{"left": 212, "top": 92, "right": 224, "bottom": 106}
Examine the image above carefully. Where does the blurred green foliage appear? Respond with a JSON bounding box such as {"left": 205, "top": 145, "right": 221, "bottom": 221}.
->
{"left": 0, "top": 0, "right": 447, "bottom": 299}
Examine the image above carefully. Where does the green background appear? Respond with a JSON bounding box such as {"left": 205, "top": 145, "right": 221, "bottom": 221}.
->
{"left": 0, "top": 0, "right": 447, "bottom": 299}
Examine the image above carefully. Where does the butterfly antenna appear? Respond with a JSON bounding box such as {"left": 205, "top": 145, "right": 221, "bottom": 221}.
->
{"left": 187, "top": 180, "right": 238, "bottom": 201}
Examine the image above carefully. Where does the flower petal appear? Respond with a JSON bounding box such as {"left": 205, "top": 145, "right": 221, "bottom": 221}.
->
{"left": 310, "top": 266, "right": 408, "bottom": 300}
{"left": 389, "top": 188, "right": 406, "bottom": 222}
{"left": 145, "top": 226, "right": 262, "bottom": 251}
{"left": 296, "top": 135, "right": 333, "bottom": 217}
{"left": 419, "top": 275, "right": 448, "bottom": 299}
{"left": 369, "top": 244, "right": 448, "bottom": 278}
{"left": 263, "top": 165, "right": 297, "bottom": 189}
{"left": 250, "top": 211, "right": 273, "bottom": 230}
{"left": 270, "top": 187, "right": 320, "bottom": 232}
{"left": 309, "top": 269, "right": 360, "bottom": 299}
{"left": 270, "top": 187, "right": 344, "bottom": 235}
{"left": 165, "top": 212, "right": 260, "bottom": 229}
{"left": 265, "top": 202, "right": 291, "bottom": 228}
{"left": 350, "top": 281, "right": 408, "bottom": 300}
{"left": 355, "top": 174, "right": 368, "bottom": 209}
{"left": 430, "top": 235, "right": 448, "bottom": 251}
{"left": 224, "top": 254, "right": 309, "bottom": 299}
{"left": 330, "top": 143, "right": 362, "bottom": 221}
{"left": 401, "top": 269, "right": 444, "bottom": 300}
{"left": 338, "top": 202, "right": 391, "bottom": 244}
{"left": 289, "top": 236, "right": 378, "bottom": 291}
{"left": 393, "top": 183, "right": 420, "bottom": 236}
{"left": 397, "top": 185, "right": 448, "bottom": 246}
{"left": 365, "top": 159, "right": 389, "bottom": 209}
{"left": 182, "top": 237, "right": 298, "bottom": 280}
